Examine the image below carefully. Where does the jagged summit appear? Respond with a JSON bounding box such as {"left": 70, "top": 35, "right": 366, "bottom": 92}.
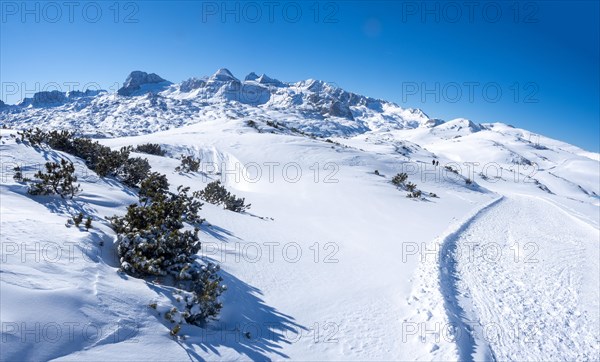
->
{"left": 244, "top": 72, "right": 284, "bottom": 86}
{"left": 244, "top": 72, "right": 259, "bottom": 81}
{"left": 118, "top": 71, "right": 171, "bottom": 96}
{"left": 209, "top": 68, "right": 238, "bottom": 82}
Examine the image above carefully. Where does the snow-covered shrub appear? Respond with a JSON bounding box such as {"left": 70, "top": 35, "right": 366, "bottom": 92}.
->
{"left": 17, "top": 128, "right": 150, "bottom": 187}
{"left": 405, "top": 182, "right": 417, "bottom": 192}
{"left": 116, "top": 225, "right": 201, "bottom": 276}
{"left": 224, "top": 194, "right": 250, "bottom": 213}
{"left": 407, "top": 190, "right": 422, "bottom": 199}
{"left": 110, "top": 174, "right": 221, "bottom": 325}
{"left": 246, "top": 120, "right": 258, "bottom": 130}
{"left": 110, "top": 186, "right": 204, "bottom": 237}
{"left": 170, "top": 324, "right": 181, "bottom": 337}
{"left": 392, "top": 172, "right": 408, "bottom": 186}
{"left": 13, "top": 166, "right": 23, "bottom": 182}
{"left": 16, "top": 128, "right": 47, "bottom": 146}
{"left": 199, "top": 180, "right": 250, "bottom": 213}
{"left": 73, "top": 212, "right": 84, "bottom": 226}
{"left": 93, "top": 146, "right": 131, "bottom": 178}
{"left": 176, "top": 185, "right": 205, "bottom": 225}
{"left": 138, "top": 172, "right": 170, "bottom": 205}
{"left": 135, "top": 143, "right": 166, "bottom": 156}
{"left": 84, "top": 216, "right": 92, "bottom": 230}
{"left": 266, "top": 120, "right": 280, "bottom": 129}
{"left": 198, "top": 180, "right": 229, "bottom": 204}
{"left": 444, "top": 165, "right": 459, "bottom": 174}
{"left": 118, "top": 157, "right": 151, "bottom": 187}
{"left": 68, "top": 212, "right": 92, "bottom": 230}
{"left": 28, "top": 159, "right": 81, "bottom": 199}
{"left": 181, "top": 262, "right": 225, "bottom": 324}
{"left": 175, "top": 155, "right": 201, "bottom": 173}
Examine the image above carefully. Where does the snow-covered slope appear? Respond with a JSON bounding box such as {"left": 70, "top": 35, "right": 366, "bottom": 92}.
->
{"left": 0, "top": 70, "right": 598, "bottom": 361}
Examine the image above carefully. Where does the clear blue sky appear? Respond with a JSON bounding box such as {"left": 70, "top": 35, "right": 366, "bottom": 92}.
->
{"left": 1, "top": 1, "right": 598, "bottom": 151}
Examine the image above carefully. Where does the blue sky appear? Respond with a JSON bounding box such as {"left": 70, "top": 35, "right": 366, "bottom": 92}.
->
{"left": 1, "top": 1, "right": 598, "bottom": 151}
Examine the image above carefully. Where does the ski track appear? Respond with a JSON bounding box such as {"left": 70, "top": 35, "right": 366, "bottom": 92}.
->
{"left": 442, "top": 195, "right": 600, "bottom": 361}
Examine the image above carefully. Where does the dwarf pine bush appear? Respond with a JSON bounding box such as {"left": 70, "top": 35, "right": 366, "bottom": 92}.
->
{"left": 135, "top": 143, "right": 166, "bottom": 156}
{"left": 18, "top": 128, "right": 150, "bottom": 187}
{"left": 110, "top": 173, "right": 222, "bottom": 325}
{"left": 73, "top": 212, "right": 84, "bottom": 226}
{"left": 405, "top": 182, "right": 417, "bottom": 192}
{"left": 223, "top": 195, "right": 250, "bottom": 213}
{"left": 13, "top": 166, "right": 23, "bottom": 182}
{"left": 119, "top": 157, "right": 152, "bottom": 187}
{"left": 138, "top": 172, "right": 170, "bottom": 205}
{"left": 392, "top": 173, "right": 408, "bottom": 186}
{"left": 407, "top": 190, "right": 422, "bottom": 199}
{"left": 175, "top": 155, "right": 201, "bottom": 173}
{"left": 84, "top": 216, "right": 92, "bottom": 230}
{"left": 28, "top": 159, "right": 81, "bottom": 199}
{"left": 444, "top": 165, "right": 459, "bottom": 175}
{"left": 19, "top": 128, "right": 225, "bottom": 324}
{"left": 199, "top": 180, "right": 250, "bottom": 213}
{"left": 198, "top": 180, "right": 229, "bottom": 204}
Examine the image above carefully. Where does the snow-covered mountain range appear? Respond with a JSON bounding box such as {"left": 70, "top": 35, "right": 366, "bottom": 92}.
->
{"left": 1, "top": 69, "right": 598, "bottom": 361}
{"left": 0, "top": 69, "right": 430, "bottom": 137}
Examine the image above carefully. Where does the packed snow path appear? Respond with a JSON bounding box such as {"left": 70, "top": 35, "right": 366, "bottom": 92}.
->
{"left": 444, "top": 195, "right": 600, "bottom": 361}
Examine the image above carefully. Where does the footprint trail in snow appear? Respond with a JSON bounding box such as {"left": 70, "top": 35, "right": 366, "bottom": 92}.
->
{"left": 448, "top": 195, "right": 599, "bottom": 361}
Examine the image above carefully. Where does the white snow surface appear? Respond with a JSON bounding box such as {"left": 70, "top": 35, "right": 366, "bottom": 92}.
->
{"left": 0, "top": 70, "right": 598, "bottom": 361}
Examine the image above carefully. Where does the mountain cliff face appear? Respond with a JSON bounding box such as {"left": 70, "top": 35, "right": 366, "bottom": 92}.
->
{"left": 117, "top": 71, "right": 171, "bottom": 96}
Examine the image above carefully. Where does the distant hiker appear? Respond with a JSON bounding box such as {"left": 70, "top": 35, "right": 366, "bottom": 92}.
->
{"left": 432, "top": 160, "right": 435, "bottom": 165}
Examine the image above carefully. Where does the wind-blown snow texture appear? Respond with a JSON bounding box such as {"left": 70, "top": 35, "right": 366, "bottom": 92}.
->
{"left": 1, "top": 69, "right": 598, "bottom": 361}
